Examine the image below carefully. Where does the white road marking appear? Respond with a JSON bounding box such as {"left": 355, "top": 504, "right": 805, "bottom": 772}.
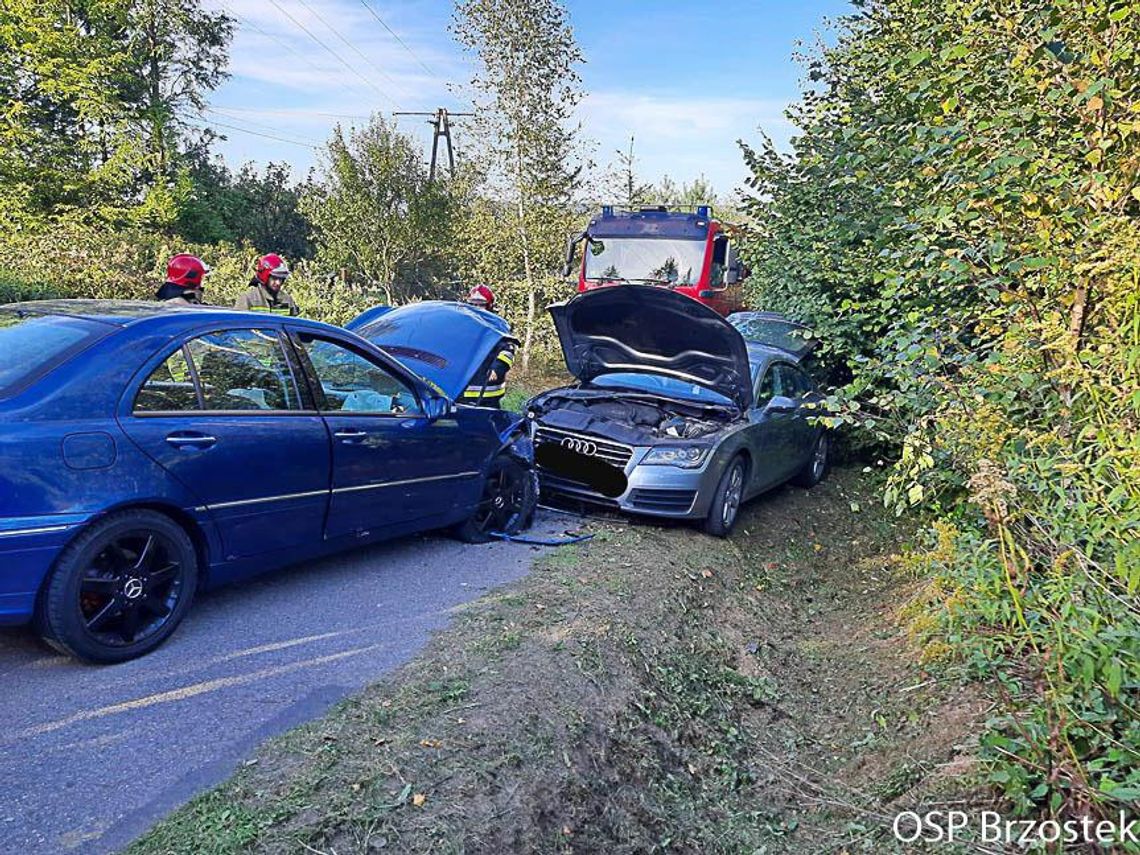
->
{"left": 8, "top": 644, "right": 382, "bottom": 742}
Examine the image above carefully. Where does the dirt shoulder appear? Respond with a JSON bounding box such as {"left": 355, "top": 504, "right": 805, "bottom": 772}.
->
{"left": 128, "top": 468, "right": 989, "bottom": 854}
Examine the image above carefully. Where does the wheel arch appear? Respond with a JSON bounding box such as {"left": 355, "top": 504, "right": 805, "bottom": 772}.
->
{"left": 729, "top": 445, "right": 753, "bottom": 493}
{"left": 56, "top": 501, "right": 213, "bottom": 590}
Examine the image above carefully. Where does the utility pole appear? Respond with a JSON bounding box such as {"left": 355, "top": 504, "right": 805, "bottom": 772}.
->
{"left": 392, "top": 107, "right": 473, "bottom": 182}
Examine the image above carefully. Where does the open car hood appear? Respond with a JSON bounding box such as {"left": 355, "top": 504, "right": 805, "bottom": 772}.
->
{"left": 549, "top": 285, "right": 753, "bottom": 410}
{"left": 347, "top": 301, "right": 516, "bottom": 402}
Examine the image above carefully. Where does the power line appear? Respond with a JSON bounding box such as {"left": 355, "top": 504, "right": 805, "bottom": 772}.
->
{"left": 358, "top": 0, "right": 441, "bottom": 82}
{"left": 217, "top": 3, "right": 380, "bottom": 107}
{"left": 291, "top": 0, "right": 409, "bottom": 104}
{"left": 191, "top": 117, "right": 319, "bottom": 150}
{"left": 206, "top": 108, "right": 325, "bottom": 146}
{"left": 264, "top": 0, "right": 397, "bottom": 108}
{"left": 211, "top": 105, "right": 374, "bottom": 121}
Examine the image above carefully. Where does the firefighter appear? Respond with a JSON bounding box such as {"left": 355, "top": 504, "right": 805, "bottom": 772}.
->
{"left": 236, "top": 253, "right": 299, "bottom": 316}
{"left": 156, "top": 254, "right": 209, "bottom": 305}
{"left": 462, "top": 285, "right": 515, "bottom": 408}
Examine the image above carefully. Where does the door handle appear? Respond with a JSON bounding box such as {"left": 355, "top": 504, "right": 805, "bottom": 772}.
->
{"left": 165, "top": 432, "right": 217, "bottom": 449}
{"left": 334, "top": 428, "right": 367, "bottom": 444}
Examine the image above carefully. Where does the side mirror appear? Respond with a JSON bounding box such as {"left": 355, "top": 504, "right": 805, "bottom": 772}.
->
{"left": 423, "top": 395, "right": 451, "bottom": 421}
{"left": 563, "top": 231, "right": 585, "bottom": 278}
{"left": 766, "top": 395, "right": 797, "bottom": 415}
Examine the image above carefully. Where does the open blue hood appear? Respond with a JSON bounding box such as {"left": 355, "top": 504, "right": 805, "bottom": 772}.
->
{"left": 347, "top": 301, "right": 517, "bottom": 402}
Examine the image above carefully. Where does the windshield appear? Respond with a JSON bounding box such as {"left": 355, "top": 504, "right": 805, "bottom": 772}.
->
{"left": 0, "top": 311, "right": 107, "bottom": 397}
{"left": 590, "top": 372, "right": 732, "bottom": 406}
{"left": 584, "top": 237, "right": 706, "bottom": 286}
{"left": 728, "top": 313, "right": 815, "bottom": 357}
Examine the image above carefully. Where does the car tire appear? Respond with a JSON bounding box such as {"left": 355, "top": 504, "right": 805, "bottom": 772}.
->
{"left": 703, "top": 455, "right": 746, "bottom": 538}
{"left": 453, "top": 455, "right": 538, "bottom": 544}
{"left": 36, "top": 509, "right": 199, "bottom": 664}
{"left": 793, "top": 433, "right": 830, "bottom": 488}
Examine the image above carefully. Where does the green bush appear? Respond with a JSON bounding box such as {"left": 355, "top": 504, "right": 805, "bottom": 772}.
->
{"left": 0, "top": 219, "right": 375, "bottom": 325}
{"left": 739, "top": 0, "right": 1140, "bottom": 826}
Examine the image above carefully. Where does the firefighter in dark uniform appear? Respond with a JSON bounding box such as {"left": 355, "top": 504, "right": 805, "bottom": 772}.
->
{"left": 235, "top": 253, "right": 299, "bottom": 315}
{"left": 156, "top": 254, "right": 209, "bottom": 305}
{"left": 461, "top": 285, "right": 515, "bottom": 409}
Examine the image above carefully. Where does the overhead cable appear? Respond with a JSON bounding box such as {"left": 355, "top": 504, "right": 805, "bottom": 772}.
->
{"left": 264, "top": 0, "right": 397, "bottom": 107}
{"left": 358, "top": 0, "right": 441, "bottom": 81}
{"left": 292, "top": 0, "right": 409, "bottom": 103}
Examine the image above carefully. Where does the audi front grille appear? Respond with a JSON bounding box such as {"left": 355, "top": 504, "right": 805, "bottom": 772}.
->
{"left": 534, "top": 426, "right": 634, "bottom": 469}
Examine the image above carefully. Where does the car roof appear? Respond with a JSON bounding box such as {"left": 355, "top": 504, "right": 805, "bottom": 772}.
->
{"left": 746, "top": 341, "right": 802, "bottom": 369}
{"left": 1, "top": 299, "right": 335, "bottom": 333}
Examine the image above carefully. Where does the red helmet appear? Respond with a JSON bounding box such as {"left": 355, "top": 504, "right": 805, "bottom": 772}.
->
{"left": 255, "top": 253, "right": 290, "bottom": 286}
{"left": 165, "top": 254, "right": 209, "bottom": 288}
{"left": 467, "top": 284, "right": 494, "bottom": 310}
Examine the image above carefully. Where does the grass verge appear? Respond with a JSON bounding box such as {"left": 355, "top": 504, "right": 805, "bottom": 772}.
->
{"left": 128, "top": 469, "right": 990, "bottom": 854}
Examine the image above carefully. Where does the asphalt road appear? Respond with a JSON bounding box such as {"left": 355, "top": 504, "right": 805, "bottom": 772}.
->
{"left": 0, "top": 511, "right": 575, "bottom": 855}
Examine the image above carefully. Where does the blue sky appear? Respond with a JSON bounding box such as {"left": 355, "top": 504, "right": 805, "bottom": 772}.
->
{"left": 203, "top": 0, "right": 854, "bottom": 198}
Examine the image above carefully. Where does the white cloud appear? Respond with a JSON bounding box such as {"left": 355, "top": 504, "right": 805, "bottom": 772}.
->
{"left": 578, "top": 91, "right": 794, "bottom": 199}
{"left": 201, "top": 2, "right": 796, "bottom": 198}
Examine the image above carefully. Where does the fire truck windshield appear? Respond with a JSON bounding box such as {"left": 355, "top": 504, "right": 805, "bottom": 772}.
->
{"left": 583, "top": 237, "right": 705, "bottom": 286}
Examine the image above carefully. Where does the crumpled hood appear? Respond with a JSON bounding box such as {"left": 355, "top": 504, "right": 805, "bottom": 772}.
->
{"left": 549, "top": 285, "right": 753, "bottom": 410}
{"left": 347, "top": 301, "right": 516, "bottom": 401}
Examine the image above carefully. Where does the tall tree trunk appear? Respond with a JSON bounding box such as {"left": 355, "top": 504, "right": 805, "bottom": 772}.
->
{"left": 515, "top": 145, "right": 536, "bottom": 369}
{"left": 147, "top": 0, "right": 165, "bottom": 183}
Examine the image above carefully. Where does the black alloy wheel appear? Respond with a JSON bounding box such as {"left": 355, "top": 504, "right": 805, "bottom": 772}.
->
{"left": 454, "top": 456, "right": 538, "bottom": 543}
{"left": 38, "top": 510, "right": 198, "bottom": 663}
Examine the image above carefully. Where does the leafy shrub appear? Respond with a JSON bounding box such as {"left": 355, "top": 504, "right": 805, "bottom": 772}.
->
{"left": 739, "top": 0, "right": 1140, "bottom": 826}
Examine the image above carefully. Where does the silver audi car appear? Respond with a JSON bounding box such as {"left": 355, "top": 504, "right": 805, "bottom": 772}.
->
{"left": 526, "top": 286, "right": 828, "bottom": 536}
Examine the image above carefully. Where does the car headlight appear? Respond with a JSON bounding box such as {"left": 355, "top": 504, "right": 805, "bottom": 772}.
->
{"left": 641, "top": 446, "right": 709, "bottom": 468}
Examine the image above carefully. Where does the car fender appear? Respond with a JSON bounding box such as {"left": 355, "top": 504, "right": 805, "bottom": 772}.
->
{"left": 705, "top": 422, "right": 762, "bottom": 499}
{"left": 492, "top": 412, "right": 535, "bottom": 467}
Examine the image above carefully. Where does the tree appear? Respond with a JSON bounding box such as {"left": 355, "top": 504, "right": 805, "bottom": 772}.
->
{"left": 228, "top": 162, "right": 313, "bottom": 259}
{"left": 737, "top": 0, "right": 1140, "bottom": 819}
{"left": 603, "top": 136, "right": 652, "bottom": 208}
{"left": 453, "top": 0, "right": 585, "bottom": 366}
{"left": 122, "top": 0, "right": 232, "bottom": 227}
{"left": 0, "top": 0, "right": 231, "bottom": 226}
{"left": 0, "top": 0, "right": 134, "bottom": 218}
{"left": 652, "top": 174, "right": 717, "bottom": 209}
{"left": 302, "top": 117, "right": 452, "bottom": 303}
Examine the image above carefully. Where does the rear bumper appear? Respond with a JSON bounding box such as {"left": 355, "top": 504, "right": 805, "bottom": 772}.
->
{"left": 0, "top": 515, "right": 88, "bottom": 625}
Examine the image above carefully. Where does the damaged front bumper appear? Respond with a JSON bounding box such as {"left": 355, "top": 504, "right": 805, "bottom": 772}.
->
{"left": 532, "top": 424, "right": 723, "bottom": 519}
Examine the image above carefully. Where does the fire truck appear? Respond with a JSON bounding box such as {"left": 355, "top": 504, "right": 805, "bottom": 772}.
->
{"left": 562, "top": 205, "right": 748, "bottom": 316}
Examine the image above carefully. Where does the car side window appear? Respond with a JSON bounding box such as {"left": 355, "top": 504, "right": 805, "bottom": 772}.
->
{"left": 754, "top": 365, "right": 782, "bottom": 408}
{"left": 187, "top": 329, "right": 300, "bottom": 411}
{"left": 300, "top": 336, "right": 423, "bottom": 416}
{"left": 134, "top": 347, "right": 199, "bottom": 412}
{"left": 785, "top": 365, "right": 813, "bottom": 397}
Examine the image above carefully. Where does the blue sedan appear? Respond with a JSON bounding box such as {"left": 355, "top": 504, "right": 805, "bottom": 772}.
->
{"left": 0, "top": 300, "right": 536, "bottom": 662}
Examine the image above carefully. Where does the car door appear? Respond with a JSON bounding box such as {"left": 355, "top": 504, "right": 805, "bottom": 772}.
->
{"left": 779, "top": 363, "right": 818, "bottom": 471}
{"left": 289, "top": 330, "right": 481, "bottom": 541}
{"left": 119, "top": 326, "right": 331, "bottom": 560}
{"left": 745, "top": 362, "right": 799, "bottom": 488}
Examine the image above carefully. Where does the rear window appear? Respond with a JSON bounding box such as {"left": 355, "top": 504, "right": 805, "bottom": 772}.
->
{"left": 0, "top": 311, "right": 107, "bottom": 396}
{"left": 728, "top": 313, "right": 815, "bottom": 358}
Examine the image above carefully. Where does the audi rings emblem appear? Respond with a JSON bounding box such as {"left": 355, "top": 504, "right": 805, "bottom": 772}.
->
{"left": 561, "top": 436, "right": 598, "bottom": 456}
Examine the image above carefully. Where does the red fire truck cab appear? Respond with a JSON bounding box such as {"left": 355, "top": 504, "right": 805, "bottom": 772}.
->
{"left": 563, "top": 205, "right": 747, "bottom": 316}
